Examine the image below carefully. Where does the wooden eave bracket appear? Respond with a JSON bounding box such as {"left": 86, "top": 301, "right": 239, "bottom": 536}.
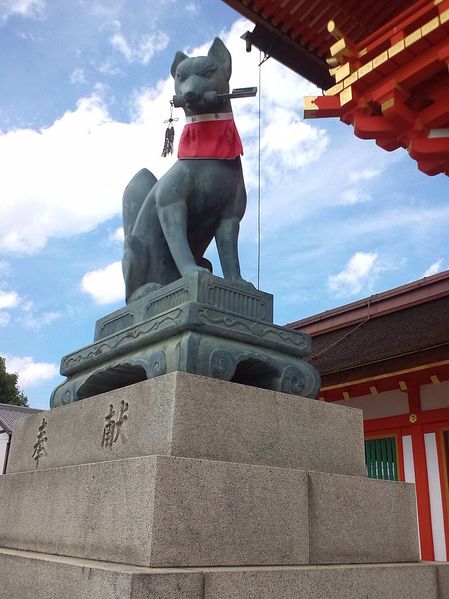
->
{"left": 302, "top": 9, "right": 449, "bottom": 176}
{"left": 304, "top": 95, "right": 341, "bottom": 119}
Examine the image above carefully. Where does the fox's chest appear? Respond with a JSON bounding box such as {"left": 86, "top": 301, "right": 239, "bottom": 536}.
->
{"left": 175, "top": 159, "right": 242, "bottom": 214}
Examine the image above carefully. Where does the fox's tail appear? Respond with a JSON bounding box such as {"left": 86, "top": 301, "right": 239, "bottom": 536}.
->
{"left": 122, "top": 168, "right": 158, "bottom": 303}
{"left": 122, "top": 168, "right": 158, "bottom": 237}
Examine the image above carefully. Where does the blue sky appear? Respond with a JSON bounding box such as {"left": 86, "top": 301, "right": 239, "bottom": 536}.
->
{"left": 1, "top": 0, "right": 448, "bottom": 408}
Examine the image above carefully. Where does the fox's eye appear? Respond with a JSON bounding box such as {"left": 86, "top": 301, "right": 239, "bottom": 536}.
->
{"left": 202, "top": 69, "right": 215, "bottom": 78}
{"left": 177, "top": 73, "right": 186, "bottom": 82}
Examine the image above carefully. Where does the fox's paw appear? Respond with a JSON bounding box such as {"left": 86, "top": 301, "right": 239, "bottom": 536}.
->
{"left": 127, "top": 282, "right": 162, "bottom": 303}
{"left": 227, "top": 276, "right": 256, "bottom": 290}
{"left": 186, "top": 265, "right": 212, "bottom": 276}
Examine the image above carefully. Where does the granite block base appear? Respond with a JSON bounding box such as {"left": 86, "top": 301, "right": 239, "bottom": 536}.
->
{"left": 1, "top": 548, "right": 448, "bottom": 599}
{"left": 0, "top": 455, "right": 310, "bottom": 567}
{"left": 8, "top": 373, "right": 365, "bottom": 476}
{"left": 0, "top": 456, "right": 417, "bottom": 568}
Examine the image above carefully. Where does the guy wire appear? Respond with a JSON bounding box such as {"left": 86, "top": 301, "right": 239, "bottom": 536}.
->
{"left": 257, "top": 50, "right": 262, "bottom": 289}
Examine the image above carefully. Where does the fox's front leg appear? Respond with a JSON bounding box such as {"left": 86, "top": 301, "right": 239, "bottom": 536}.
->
{"left": 216, "top": 172, "right": 248, "bottom": 282}
{"left": 215, "top": 216, "right": 243, "bottom": 280}
{"left": 155, "top": 182, "right": 208, "bottom": 276}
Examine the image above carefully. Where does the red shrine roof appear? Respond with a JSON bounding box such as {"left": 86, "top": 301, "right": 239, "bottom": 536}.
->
{"left": 288, "top": 268, "right": 449, "bottom": 335}
{"left": 222, "top": 0, "right": 416, "bottom": 87}
{"left": 288, "top": 269, "right": 449, "bottom": 398}
{"left": 224, "top": 1, "right": 449, "bottom": 177}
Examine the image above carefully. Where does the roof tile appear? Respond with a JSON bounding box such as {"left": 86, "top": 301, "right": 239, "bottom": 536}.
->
{"left": 0, "top": 403, "right": 42, "bottom": 433}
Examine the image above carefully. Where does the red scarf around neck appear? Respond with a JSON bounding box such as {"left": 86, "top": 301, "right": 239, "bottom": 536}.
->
{"left": 178, "top": 112, "right": 243, "bottom": 160}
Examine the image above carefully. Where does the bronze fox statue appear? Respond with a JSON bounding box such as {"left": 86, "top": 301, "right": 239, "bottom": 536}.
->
{"left": 122, "top": 38, "right": 251, "bottom": 304}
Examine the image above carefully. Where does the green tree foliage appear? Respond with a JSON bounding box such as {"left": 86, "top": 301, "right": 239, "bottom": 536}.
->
{"left": 0, "top": 357, "right": 28, "bottom": 406}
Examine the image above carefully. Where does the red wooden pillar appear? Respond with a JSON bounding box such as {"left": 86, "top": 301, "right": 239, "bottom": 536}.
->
{"left": 435, "top": 427, "right": 449, "bottom": 560}
{"left": 408, "top": 383, "right": 434, "bottom": 560}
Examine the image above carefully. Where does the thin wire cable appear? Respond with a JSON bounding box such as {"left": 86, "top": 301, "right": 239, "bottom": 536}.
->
{"left": 257, "top": 51, "right": 262, "bottom": 289}
{"left": 306, "top": 298, "right": 373, "bottom": 363}
{"left": 306, "top": 318, "right": 369, "bottom": 363}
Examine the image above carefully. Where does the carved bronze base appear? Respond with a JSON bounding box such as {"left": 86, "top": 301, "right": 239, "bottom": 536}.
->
{"left": 50, "top": 272, "right": 320, "bottom": 407}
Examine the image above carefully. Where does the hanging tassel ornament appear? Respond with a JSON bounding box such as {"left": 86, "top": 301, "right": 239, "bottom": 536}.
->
{"left": 161, "top": 100, "right": 178, "bottom": 157}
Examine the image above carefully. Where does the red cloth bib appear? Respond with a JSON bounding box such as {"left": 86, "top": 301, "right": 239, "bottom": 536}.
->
{"left": 178, "top": 114, "right": 243, "bottom": 159}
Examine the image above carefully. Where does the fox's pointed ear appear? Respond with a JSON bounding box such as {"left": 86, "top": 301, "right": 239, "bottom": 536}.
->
{"left": 171, "top": 51, "right": 188, "bottom": 78}
{"left": 208, "top": 37, "right": 231, "bottom": 79}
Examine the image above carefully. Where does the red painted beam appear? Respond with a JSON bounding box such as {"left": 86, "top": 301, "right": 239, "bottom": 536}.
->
{"left": 409, "top": 132, "right": 449, "bottom": 161}
{"left": 353, "top": 114, "right": 399, "bottom": 140}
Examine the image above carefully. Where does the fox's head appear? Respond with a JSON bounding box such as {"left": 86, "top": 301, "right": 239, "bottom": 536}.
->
{"left": 171, "top": 38, "right": 232, "bottom": 115}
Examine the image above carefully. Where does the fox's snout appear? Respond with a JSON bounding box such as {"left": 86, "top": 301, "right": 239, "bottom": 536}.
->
{"left": 182, "top": 90, "right": 201, "bottom": 103}
{"left": 177, "top": 76, "right": 211, "bottom": 106}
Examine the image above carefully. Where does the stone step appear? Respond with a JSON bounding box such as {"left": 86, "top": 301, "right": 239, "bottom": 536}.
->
{"left": 0, "top": 547, "right": 202, "bottom": 599}
{"left": 8, "top": 372, "right": 365, "bottom": 477}
{"left": 203, "top": 561, "right": 449, "bottom": 599}
{"left": 0, "top": 454, "right": 418, "bottom": 568}
{"left": 0, "top": 547, "right": 447, "bottom": 599}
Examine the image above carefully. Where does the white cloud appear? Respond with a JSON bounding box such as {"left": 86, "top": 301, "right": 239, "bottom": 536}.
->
{"left": 0, "top": 289, "right": 20, "bottom": 328}
{"left": 96, "top": 60, "right": 121, "bottom": 76}
{"left": 423, "top": 259, "right": 443, "bottom": 277}
{"left": 4, "top": 355, "right": 58, "bottom": 387}
{"left": 0, "top": 90, "right": 177, "bottom": 254}
{"left": 0, "top": 290, "right": 20, "bottom": 309}
{"left": 109, "top": 226, "right": 124, "bottom": 243}
{"left": 0, "top": 291, "right": 62, "bottom": 329}
{"left": 0, "top": 312, "right": 11, "bottom": 326}
{"left": 345, "top": 205, "right": 449, "bottom": 238}
{"left": 0, "top": 0, "right": 45, "bottom": 23}
{"left": 20, "top": 305, "right": 62, "bottom": 330}
{"left": 79, "top": 0, "right": 121, "bottom": 20}
{"left": 111, "top": 28, "right": 169, "bottom": 65}
{"left": 81, "top": 261, "right": 125, "bottom": 304}
{"left": 185, "top": 2, "right": 199, "bottom": 13}
{"left": 328, "top": 252, "right": 378, "bottom": 297}
{"left": 70, "top": 67, "right": 87, "bottom": 84}
{"left": 338, "top": 188, "right": 372, "bottom": 206}
{"left": 349, "top": 168, "right": 380, "bottom": 183}
{"left": 260, "top": 108, "right": 328, "bottom": 171}
{"left": 110, "top": 33, "right": 132, "bottom": 60}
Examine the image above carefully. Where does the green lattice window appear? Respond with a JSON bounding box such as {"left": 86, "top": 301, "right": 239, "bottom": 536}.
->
{"left": 365, "top": 437, "right": 398, "bottom": 481}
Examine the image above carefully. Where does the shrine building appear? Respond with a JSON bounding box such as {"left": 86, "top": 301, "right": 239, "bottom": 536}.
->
{"left": 288, "top": 270, "right": 449, "bottom": 562}
{"left": 223, "top": 0, "right": 449, "bottom": 176}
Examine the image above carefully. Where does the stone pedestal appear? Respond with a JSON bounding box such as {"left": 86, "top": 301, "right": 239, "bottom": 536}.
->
{"left": 50, "top": 272, "right": 320, "bottom": 407}
{"left": 1, "top": 373, "right": 448, "bottom": 597}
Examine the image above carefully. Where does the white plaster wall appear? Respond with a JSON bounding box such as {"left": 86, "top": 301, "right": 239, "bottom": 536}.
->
{"left": 421, "top": 380, "right": 449, "bottom": 411}
{"left": 402, "top": 435, "right": 415, "bottom": 484}
{"left": 0, "top": 431, "right": 9, "bottom": 475}
{"left": 402, "top": 435, "right": 421, "bottom": 559}
{"left": 424, "top": 432, "right": 447, "bottom": 560}
{"left": 334, "top": 389, "right": 409, "bottom": 420}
